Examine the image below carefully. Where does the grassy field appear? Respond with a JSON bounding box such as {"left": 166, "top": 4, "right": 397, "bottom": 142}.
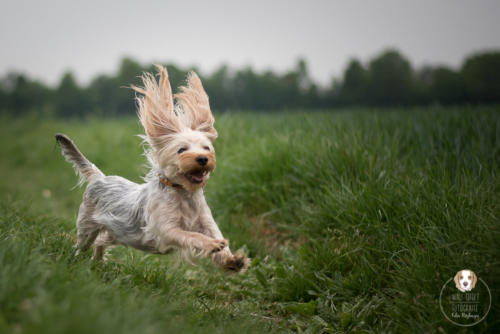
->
{"left": 0, "top": 107, "right": 499, "bottom": 333}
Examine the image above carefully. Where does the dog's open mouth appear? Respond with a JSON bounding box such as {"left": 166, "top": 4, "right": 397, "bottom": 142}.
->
{"left": 183, "top": 171, "right": 208, "bottom": 184}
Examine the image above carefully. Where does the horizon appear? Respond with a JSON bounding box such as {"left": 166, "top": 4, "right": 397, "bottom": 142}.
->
{"left": 2, "top": 47, "right": 499, "bottom": 89}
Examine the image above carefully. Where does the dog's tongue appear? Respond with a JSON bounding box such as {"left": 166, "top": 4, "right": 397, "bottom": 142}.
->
{"left": 190, "top": 172, "right": 204, "bottom": 182}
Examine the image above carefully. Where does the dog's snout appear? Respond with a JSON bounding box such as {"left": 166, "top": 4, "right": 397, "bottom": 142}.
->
{"left": 463, "top": 281, "right": 468, "bottom": 286}
{"left": 196, "top": 155, "right": 208, "bottom": 166}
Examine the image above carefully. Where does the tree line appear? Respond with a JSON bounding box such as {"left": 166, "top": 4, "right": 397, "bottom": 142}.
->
{"left": 1, "top": 48, "right": 499, "bottom": 116}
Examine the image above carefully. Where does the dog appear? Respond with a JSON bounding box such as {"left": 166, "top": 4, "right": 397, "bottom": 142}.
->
{"left": 55, "top": 65, "right": 249, "bottom": 272}
{"left": 454, "top": 269, "right": 477, "bottom": 292}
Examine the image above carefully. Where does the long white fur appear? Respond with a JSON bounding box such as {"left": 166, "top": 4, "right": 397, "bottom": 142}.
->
{"left": 56, "top": 66, "right": 248, "bottom": 272}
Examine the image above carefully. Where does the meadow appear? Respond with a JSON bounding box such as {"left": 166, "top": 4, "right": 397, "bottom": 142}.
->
{"left": 0, "top": 107, "right": 499, "bottom": 333}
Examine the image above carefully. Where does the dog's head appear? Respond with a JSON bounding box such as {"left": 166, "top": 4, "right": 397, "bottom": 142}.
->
{"left": 454, "top": 269, "right": 477, "bottom": 292}
{"left": 133, "top": 65, "right": 217, "bottom": 191}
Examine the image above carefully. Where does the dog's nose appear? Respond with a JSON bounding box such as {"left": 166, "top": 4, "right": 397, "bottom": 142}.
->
{"left": 463, "top": 281, "right": 468, "bottom": 286}
{"left": 196, "top": 155, "right": 208, "bottom": 166}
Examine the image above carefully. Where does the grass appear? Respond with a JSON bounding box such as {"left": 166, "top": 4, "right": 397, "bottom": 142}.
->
{"left": 0, "top": 106, "right": 499, "bottom": 333}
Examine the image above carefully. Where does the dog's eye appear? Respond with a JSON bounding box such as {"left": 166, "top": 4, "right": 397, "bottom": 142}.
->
{"left": 460, "top": 276, "right": 463, "bottom": 279}
{"left": 203, "top": 146, "right": 210, "bottom": 151}
{"left": 177, "top": 147, "right": 187, "bottom": 154}
{"left": 468, "top": 276, "right": 471, "bottom": 279}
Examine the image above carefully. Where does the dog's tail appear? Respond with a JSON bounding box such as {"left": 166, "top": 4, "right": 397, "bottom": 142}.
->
{"left": 55, "top": 133, "right": 104, "bottom": 186}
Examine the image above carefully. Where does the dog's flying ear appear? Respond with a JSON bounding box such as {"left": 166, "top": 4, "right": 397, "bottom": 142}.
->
{"left": 132, "top": 65, "right": 181, "bottom": 149}
{"left": 175, "top": 71, "right": 218, "bottom": 142}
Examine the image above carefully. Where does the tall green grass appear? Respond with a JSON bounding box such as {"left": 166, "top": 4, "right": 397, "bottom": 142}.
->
{"left": 1, "top": 107, "right": 499, "bottom": 333}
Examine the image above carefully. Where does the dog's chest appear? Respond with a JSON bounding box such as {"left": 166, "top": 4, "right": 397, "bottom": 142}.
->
{"left": 177, "top": 194, "right": 204, "bottom": 230}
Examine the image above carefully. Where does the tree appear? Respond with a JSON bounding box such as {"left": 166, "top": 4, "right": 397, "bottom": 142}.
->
{"left": 2, "top": 50, "right": 500, "bottom": 116}
{"left": 204, "top": 65, "right": 234, "bottom": 111}
{"left": 1, "top": 73, "right": 51, "bottom": 114}
{"left": 114, "top": 58, "right": 144, "bottom": 115}
{"left": 365, "top": 49, "right": 416, "bottom": 106}
{"left": 55, "top": 72, "right": 90, "bottom": 117}
{"left": 338, "top": 59, "right": 368, "bottom": 105}
{"left": 461, "top": 51, "right": 500, "bottom": 103}
{"left": 429, "top": 67, "right": 465, "bottom": 105}
{"left": 88, "top": 74, "right": 119, "bottom": 116}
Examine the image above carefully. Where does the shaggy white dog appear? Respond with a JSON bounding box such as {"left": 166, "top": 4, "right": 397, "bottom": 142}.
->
{"left": 56, "top": 65, "right": 248, "bottom": 272}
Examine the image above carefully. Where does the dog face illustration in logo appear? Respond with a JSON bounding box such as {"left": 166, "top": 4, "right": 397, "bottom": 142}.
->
{"left": 454, "top": 269, "right": 477, "bottom": 292}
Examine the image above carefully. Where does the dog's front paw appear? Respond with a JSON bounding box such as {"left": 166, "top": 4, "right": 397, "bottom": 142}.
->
{"left": 206, "top": 238, "right": 228, "bottom": 254}
{"left": 223, "top": 254, "right": 250, "bottom": 273}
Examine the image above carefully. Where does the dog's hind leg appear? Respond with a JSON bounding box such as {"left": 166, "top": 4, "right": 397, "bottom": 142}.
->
{"left": 74, "top": 202, "right": 101, "bottom": 255}
{"left": 92, "top": 230, "right": 116, "bottom": 261}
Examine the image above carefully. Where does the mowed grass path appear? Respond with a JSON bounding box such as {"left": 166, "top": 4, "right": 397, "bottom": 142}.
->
{"left": 1, "top": 107, "right": 499, "bottom": 333}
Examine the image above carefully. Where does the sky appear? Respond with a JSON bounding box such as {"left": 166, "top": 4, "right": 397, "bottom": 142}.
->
{"left": 1, "top": 0, "right": 499, "bottom": 87}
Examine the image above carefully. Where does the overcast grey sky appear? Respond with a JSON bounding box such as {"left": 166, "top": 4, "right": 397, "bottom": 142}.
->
{"left": 1, "top": 0, "right": 499, "bottom": 86}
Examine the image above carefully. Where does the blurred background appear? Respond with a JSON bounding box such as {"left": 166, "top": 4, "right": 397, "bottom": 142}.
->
{"left": 1, "top": 0, "right": 500, "bottom": 116}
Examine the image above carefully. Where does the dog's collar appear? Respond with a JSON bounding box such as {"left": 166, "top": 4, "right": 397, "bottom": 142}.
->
{"left": 158, "top": 174, "right": 183, "bottom": 189}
